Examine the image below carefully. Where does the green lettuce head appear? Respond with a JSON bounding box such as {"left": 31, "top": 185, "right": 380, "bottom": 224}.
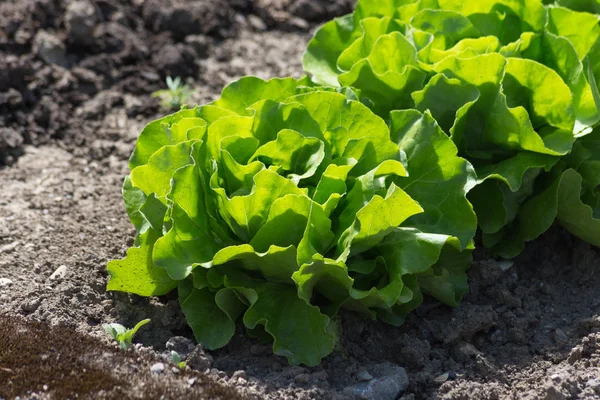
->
{"left": 107, "top": 77, "right": 476, "bottom": 365}
{"left": 304, "top": 0, "right": 600, "bottom": 257}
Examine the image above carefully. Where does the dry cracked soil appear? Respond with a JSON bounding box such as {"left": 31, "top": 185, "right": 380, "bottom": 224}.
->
{"left": 1, "top": 1, "right": 600, "bottom": 399}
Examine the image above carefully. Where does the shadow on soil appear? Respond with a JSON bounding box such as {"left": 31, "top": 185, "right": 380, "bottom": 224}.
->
{"left": 0, "top": 315, "right": 245, "bottom": 399}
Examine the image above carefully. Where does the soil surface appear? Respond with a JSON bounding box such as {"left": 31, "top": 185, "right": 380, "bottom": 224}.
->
{"left": 1, "top": 1, "right": 600, "bottom": 400}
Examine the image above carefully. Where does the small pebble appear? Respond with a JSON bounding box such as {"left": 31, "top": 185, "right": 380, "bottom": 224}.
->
{"left": 21, "top": 298, "right": 41, "bottom": 313}
{"left": 357, "top": 369, "right": 373, "bottom": 382}
{"left": 434, "top": 373, "right": 449, "bottom": 383}
{"left": 586, "top": 378, "right": 600, "bottom": 388}
{"left": 435, "top": 371, "right": 457, "bottom": 383}
{"left": 49, "top": 265, "right": 68, "bottom": 281}
{"left": 0, "top": 242, "right": 18, "bottom": 253}
{"left": 343, "top": 363, "right": 408, "bottom": 400}
{"left": 497, "top": 260, "right": 514, "bottom": 271}
{"left": 248, "top": 14, "right": 267, "bottom": 31}
{"left": 0, "top": 278, "right": 13, "bottom": 287}
{"left": 232, "top": 370, "right": 247, "bottom": 381}
{"left": 32, "top": 30, "right": 67, "bottom": 66}
{"left": 150, "top": 362, "right": 165, "bottom": 374}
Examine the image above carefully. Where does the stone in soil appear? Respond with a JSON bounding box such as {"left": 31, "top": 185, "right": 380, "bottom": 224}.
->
{"left": 0, "top": 278, "right": 13, "bottom": 287}
{"left": 343, "top": 363, "right": 409, "bottom": 400}
{"left": 48, "top": 264, "right": 68, "bottom": 280}
{"left": 32, "top": 30, "right": 68, "bottom": 67}
{"left": 150, "top": 362, "right": 165, "bottom": 374}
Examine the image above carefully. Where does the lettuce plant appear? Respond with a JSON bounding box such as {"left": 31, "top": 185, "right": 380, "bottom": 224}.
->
{"left": 304, "top": 0, "right": 600, "bottom": 257}
{"left": 107, "top": 77, "right": 476, "bottom": 365}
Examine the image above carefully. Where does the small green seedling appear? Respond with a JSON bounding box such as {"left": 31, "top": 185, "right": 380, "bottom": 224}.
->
{"left": 171, "top": 350, "right": 187, "bottom": 369}
{"left": 102, "top": 318, "right": 150, "bottom": 350}
{"left": 152, "top": 76, "right": 195, "bottom": 110}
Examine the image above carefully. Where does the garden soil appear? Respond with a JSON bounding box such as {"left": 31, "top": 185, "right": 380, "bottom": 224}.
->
{"left": 1, "top": 1, "right": 600, "bottom": 399}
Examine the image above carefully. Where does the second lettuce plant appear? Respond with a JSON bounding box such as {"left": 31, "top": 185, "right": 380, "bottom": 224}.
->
{"left": 304, "top": 0, "right": 600, "bottom": 257}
